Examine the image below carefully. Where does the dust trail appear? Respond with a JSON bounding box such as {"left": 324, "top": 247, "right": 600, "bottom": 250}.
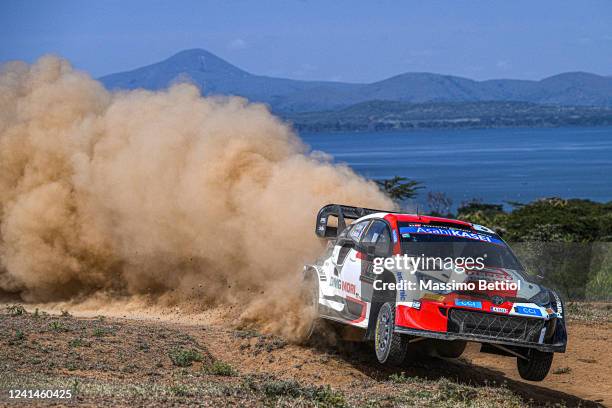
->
{"left": 0, "top": 56, "right": 393, "bottom": 339}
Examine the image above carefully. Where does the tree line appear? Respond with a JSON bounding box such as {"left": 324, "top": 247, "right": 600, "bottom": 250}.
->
{"left": 377, "top": 177, "right": 612, "bottom": 301}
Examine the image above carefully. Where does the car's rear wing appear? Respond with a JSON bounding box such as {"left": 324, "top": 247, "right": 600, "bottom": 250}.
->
{"left": 315, "top": 204, "right": 394, "bottom": 239}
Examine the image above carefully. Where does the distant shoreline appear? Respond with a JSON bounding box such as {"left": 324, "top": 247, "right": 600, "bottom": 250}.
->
{"left": 283, "top": 101, "right": 612, "bottom": 133}
{"left": 293, "top": 123, "right": 612, "bottom": 135}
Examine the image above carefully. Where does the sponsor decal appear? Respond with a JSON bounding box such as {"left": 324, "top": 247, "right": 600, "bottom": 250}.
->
{"left": 455, "top": 299, "right": 482, "bottom": 309}
{"left": 396, "top": 271, "right": 407, "bottom": 301}
{"left": 329, "top": 276, "right": 341, "bottom": 289}
{"left": 342, "top": 281, "right": 357, "bottom": 295}
{"left": 552, "top": 291, "right": 563, "bottom": 318}
{"left": 399, "top": 226, "right": 503, "bottom": 245}
{"left": 329, "top": 276, "right": 357, "bottom": 295}
{"left": 412, "top": 300, "right": 421, "bottom": 310}
{"left": 514, "top": 305, "right": 542, "bottom": 317}
{"left": 349, "top": 222, "right": 368, "bottom": 240}
{"left": 466, "top": 269, "right": 513, "bottom": 282}
{"left": 490, "top": 306, "right": 508, "bottom": 313}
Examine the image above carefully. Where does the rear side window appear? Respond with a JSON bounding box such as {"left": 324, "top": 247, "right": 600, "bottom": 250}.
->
{"left": 348, "top": 221, "right": 369, "bottom": 242}
{"left": 361, "top": 220, "right": 392, "bottom": 256}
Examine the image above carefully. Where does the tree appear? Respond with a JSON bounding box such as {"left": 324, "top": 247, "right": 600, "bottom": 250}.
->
{"left": 375, "top": 176, "right": 423, "bottom": 202}
{"left": 427, "top": 191, "right": 453, "bottom": 217}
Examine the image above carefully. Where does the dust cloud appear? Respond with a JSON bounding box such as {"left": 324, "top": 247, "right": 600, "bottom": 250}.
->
{"left": 0, "top": 56, "right": 393, "bottom": 339}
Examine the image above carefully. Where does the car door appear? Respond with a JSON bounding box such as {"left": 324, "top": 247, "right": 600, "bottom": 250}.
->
{"left": 356, "top": 220, "right": 392, "bottom": 303}
{"left": 319, "top": 221, "right": 370, "bottom": 317}
{"left": 332, "top": 220, "right": 369, "bottom": 284}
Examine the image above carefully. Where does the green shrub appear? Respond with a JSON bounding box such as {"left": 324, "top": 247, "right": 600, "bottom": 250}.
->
{"left": 261, "top": 379, "right": 346, "bottom": 407}
{"left": 168, "top": 384, "right": 192, "bottom": 397}
{"left": 388, "top": 372, "right": 418, "bottom": 384}
{"left": 169, "top": 348, "right": 203, "bottom": 367}
{"left": 49, "top": 321, "right": 68, "bottom": 332}
{"left": 10, "top": 330, "right": 26, "bottom": 344}
{"left": 553, "top": 366, "right": 572, "bottom": 374}
{"left": 203, "top": 360, "right": 236, "bottom": 376}
{"left": 6, "top": 304, "right": 26, "bottom": 316}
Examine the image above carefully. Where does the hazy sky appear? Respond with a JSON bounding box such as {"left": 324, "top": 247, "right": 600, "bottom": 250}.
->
{"left": 1, "top": 0, "right": 611, "bottom": 82}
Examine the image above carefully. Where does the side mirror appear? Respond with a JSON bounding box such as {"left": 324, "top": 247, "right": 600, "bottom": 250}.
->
{"left": 355, "top": 244, "right": 373, "bottom": 259}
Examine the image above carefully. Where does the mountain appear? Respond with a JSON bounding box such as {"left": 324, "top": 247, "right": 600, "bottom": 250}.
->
{"left": 100, "top": 49, "right": 359, "bottom": 111}
{"left": 100, "top": 49, "right": 612, "bottom": 112}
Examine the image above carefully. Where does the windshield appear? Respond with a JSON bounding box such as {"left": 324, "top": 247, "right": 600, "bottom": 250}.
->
{"left": 398, "top": 224, "right": 523, "bottom": 271}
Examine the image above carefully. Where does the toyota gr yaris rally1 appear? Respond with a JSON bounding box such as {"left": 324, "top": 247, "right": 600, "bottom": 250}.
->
{"left": 303, "top": 204, "right": 567, "bottom": 381}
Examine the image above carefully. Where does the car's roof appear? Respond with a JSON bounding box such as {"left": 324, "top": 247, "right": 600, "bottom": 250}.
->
{"left": 357, "top": 212, "right": 472, "bottom": 227}
{"left": 390, "top": 213, "right": 473, "bottom": 228}
{"left": 353, "top": 211, "right": 498, "bottom": 236}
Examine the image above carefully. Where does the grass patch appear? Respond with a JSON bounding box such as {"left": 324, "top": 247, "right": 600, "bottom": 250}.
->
{"left": 234, "top": 329, "right": 261, "bottom": 339}
{"left": 168, "top": 384, "right": 192, "bottom": 397}
{"left": 388, "top": 372, "right": 418, "bottom": 384}
{"left": 407, "top": 377, "right": 522, "bottom": 407}
{"left": 92, "top": 327, "right": 114, "bottom": 337}
{"left": 566, "top": 302, "right": 611, "bottom": 323}
{"left": 15, "top": 330, "right": 25, "bottom": 341}
{"left": 69, "top": 338, "right": 90, "bottom": 348}
{"left": 8, "top": 330, "right": 26, "bottom": 345}
{"left": 259, "top": 379, "right": 347, "bottom": 407}
{"left": 48, "top": 321, "right": 69, "bottom": 332}
{"left": 169, "top": 348, "right": 203, "bottom": 367}
{"left": 553, "top": 366, "right": 572, "bottom": 374}
{"left": 6, "top": 304, "right": 26, "bottom": 316}
{"left": 203, "top": 360, "right": 236, "bottom": 376}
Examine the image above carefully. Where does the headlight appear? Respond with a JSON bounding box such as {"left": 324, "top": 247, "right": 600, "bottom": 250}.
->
{"left": 529, "top": 289, "right": 551, "bottom": 306}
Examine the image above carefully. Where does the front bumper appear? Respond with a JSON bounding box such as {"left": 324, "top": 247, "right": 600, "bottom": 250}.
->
{"left": 394, "top": 325, "right": 566, "bottom": 353}
{"left": 395, "top": 300, "right": 567, "bottom": 353}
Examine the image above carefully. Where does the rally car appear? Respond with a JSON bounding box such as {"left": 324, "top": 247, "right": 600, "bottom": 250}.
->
{"left": 303, "top": 204, "right": 567, "bottom": 381}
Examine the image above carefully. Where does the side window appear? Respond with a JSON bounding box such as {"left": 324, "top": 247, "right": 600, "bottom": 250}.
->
{"left": 348, "top": 221, "right": 369, "bottom": 242}
{"left": 361, "top": 220, "right": 392, "bottom": 256}
{"left": 337, "top": 221, "right": 369, "bottom": 265}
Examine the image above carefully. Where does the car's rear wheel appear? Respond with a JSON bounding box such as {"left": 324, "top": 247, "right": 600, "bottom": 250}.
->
{"left": 301, "top": 269, "right": 321, "bottom": 342}
{"left": 374, "top": 302, "right": 408, "bottom": 365}
{"left": 516, "top": 349, "right": 554, "bottom": 381}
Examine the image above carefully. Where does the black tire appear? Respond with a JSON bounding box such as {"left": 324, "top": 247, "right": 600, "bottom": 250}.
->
{"left": 374, "top": 302, "right": 408, "bottom": 366}
{"left": 301, "top": 270, "right": 321, "bottom": 342}
{"left": 517, "top": 349, "right": 554, "bottom": 381}
{"left": 432, "top": 340, "right": 467, "bottom": 359}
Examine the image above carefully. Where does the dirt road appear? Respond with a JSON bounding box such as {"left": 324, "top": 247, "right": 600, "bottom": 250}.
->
{"left": 0, "top": 303, "right": 609, "bottom": 407}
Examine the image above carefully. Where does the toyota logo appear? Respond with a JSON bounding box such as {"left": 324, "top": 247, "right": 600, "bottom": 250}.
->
{"left": 492, "top": 295, "right": 504, "bottom": 305}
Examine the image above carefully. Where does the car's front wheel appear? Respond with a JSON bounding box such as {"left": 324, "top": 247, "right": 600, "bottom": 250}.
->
{"left": 374, "top": 302, "right": 408, "bottom": 365}
{"left": 516, "top": 349, "right": 554, "bottom": 381}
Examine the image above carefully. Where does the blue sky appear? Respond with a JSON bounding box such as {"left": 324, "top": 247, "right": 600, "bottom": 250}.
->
{"left": 1, "top": 0, "right": 611, "bottom": 82}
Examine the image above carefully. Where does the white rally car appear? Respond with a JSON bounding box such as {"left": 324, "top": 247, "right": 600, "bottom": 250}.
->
{"left": 303, "top": 204, "right": 567, "bottom": 381}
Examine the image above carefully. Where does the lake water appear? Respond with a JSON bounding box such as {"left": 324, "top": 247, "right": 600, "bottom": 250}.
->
{"left": 299, "top": 127, "right": 612, "bottom": 208}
